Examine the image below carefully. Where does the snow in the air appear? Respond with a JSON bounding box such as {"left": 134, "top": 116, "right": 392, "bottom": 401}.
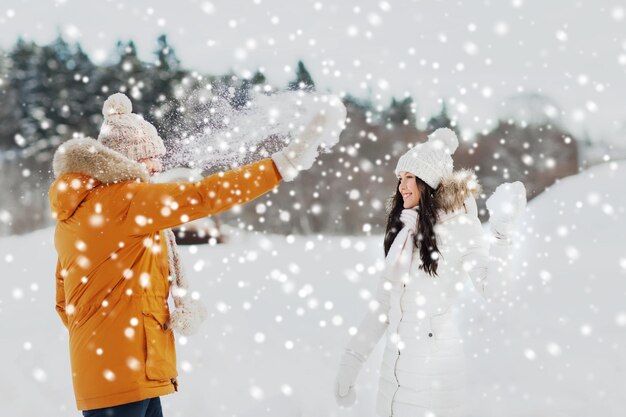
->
{"left": 1, "top": 161, "right": 624, "bottom": 417}
{"left": 1, "top": 0, "right": 625, "bottom": 416}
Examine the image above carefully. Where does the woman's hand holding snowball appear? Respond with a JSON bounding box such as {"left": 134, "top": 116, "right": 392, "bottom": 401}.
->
{"left": 486, "top": 181, "right": 527, "bottom": 240}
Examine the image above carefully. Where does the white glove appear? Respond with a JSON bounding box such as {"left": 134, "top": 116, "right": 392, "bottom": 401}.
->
{"left": 271, "top": 95, "right": 347, "bottom": 181}
{"left": 486, "top": 181, "right": 527, "bottom": 239}
{"left": 334, "top": 350, "right": 364, "bottom": 407}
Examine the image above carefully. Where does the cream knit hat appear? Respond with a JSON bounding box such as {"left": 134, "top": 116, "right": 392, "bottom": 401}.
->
{"left": 394, "top": 127, "right": 459, "bottom": 189}
{"left": 97, "top": 93, "right": 166, "bottom": 161}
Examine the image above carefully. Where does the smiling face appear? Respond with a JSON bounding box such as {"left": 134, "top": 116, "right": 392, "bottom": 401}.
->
{"left": 398, "top": 171, "right": 422, "bottom": 209}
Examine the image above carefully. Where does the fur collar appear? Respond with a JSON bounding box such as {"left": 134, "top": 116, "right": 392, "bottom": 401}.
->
{"left": 435, "top": 169, "right": 481, "bottom": 213}
{"left": 52, "top": 137, "right": 150, "bottom": 183}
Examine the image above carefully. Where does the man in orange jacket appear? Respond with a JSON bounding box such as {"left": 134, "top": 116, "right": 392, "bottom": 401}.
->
{"left": 49, "top": 92, "right": 346, "bottom": 416}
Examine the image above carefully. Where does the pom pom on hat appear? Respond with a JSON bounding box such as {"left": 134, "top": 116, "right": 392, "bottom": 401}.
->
{"left": 394, "top": 127, "right": 460, "bottom": 189}
{"left": 428, "top": 127, "right": 459, "bottom": 154}
{"left": 97, "top": 93, "right": 166, "bottom": 162}
{"left": 102, "top": 93, "right": 132, "bottom": 117}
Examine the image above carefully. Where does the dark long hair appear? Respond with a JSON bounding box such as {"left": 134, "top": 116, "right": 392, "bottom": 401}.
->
{"left": 384, "top": 176, "right": 441, "bottom": 276}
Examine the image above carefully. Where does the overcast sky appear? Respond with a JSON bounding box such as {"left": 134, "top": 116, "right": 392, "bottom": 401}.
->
{"left": 1, "top": 0, "right": 625, "bottom": 145}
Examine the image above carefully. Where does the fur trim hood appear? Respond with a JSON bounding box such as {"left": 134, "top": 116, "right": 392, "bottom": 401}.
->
{"left": 49, "top": 137, "right": 150, "bottom": 221}
{"left": 52, "top": 137, "right": 150, "bottom": 183}
{"left": 435, "top": 169, "right": 481, "bottom": 215}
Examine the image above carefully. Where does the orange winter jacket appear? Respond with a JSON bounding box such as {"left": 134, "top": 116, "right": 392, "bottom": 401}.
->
{"left": 49, "top": 137, "right": 281, "bottom": 410}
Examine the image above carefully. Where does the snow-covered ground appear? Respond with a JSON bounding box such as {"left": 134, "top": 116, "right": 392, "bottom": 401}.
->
{"left": 1, "top": 160, "right": 625, "bottom": 417}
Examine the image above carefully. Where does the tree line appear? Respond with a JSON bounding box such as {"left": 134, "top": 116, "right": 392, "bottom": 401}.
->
{"left": 0, "top": 35, "right": 580, "bottom": 237}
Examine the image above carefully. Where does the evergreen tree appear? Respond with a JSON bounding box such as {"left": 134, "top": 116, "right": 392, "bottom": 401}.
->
{"left": 0, "top": 48, "right": 21, "bottom": 149}
{"left": 150, "top": 34, "right": 183, "bottom": 101}
{"left": 385, "top": 96, "right": 416, "bottom": 126}
{"left": 426, "top": 102, "right": 455, "bottom": 132}
{"left": 96, "top": 41, "right": 151, "bottom": 115}
{"left": 343, "top": 94, "right": 372, "bottom": 113}
{"left": 8, "top": 38, "right": 48, "bottom": 148}
{"left": 155, "top": 34, "right": 180, "bottom": 72}
{"left": 43, "top": 36, "right": 76, "bottom": 140}
{"left": 250, "top": 69, "right": 266, "bottom": 86}
{"left": 148, "top": 35, "right": 186, "bottom": 133}
{"left": 68, "top": 44, "right": 99, "bottom": 137}
{"left": 287, "top": 60, "right": 315, "bottom": 91}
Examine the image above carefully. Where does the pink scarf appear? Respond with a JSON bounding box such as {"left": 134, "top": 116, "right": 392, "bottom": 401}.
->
{"left": 163, "top": 229, "right": 208, "bottom": 336}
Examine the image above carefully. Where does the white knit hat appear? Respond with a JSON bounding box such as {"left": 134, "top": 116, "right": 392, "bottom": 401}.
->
{"left": 97, "top": 93, "right": 166, "bottom": 161}
{"left": 394, "top": 127, "right": 459, "bottom": 189}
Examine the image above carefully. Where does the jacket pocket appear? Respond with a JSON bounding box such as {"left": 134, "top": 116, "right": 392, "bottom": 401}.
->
{"left": 143, "top": 311, "right": 177, "bottom": 381}
{"left": 429, "top": 310, "right": 460, "bottom": 340}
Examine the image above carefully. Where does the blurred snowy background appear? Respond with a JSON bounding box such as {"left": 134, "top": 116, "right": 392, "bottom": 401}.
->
{"left": 1, "top": 0, "right": 625, "bottom": 416}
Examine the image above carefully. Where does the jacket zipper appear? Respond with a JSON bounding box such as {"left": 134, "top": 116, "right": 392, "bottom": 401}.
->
{"left": 390, "top": 283, "right": 406, "bottom": 417}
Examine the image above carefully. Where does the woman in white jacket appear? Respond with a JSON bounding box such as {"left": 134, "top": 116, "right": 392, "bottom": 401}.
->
{"left": 334, "top": 128, "right": 526, "bottom": 417}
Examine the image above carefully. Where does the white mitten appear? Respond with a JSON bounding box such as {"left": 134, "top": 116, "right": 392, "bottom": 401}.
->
{"left": 486, "top": 181, "right": 527, "bottom": 239}
{"left": 335, "top": 350, "right": 364, "bottom": 407}
{"left": 170, "top": 295, "right": 208, "bottom": 336}
{"left": 272, "top": 95, "right": 347, "bottom": 181}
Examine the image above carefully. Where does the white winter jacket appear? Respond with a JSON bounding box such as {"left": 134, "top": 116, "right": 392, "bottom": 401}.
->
{"left": 345, "top": 173, "right": 516, "bottom": 417}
